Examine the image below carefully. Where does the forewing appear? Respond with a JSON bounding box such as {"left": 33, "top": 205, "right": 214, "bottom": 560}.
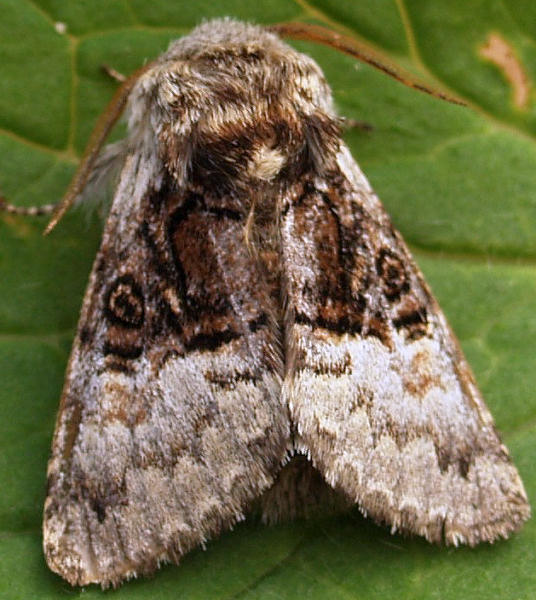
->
{"left": 282, "top": 145, "right": 529, "bottom": 545}
{"left": 44, "top": 155, "right": 289, "bottom": 586}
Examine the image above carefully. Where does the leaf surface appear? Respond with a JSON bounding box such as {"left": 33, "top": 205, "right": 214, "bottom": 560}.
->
{"left": 0, "top": 1, "right": 534, "bottom": 597}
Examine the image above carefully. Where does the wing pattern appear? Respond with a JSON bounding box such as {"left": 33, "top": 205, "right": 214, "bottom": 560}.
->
{"left": 281, "top": 146, "right": 529, "bottom": 545}
{"left": 44, "top": 155, "right": 290, "bottom": 585}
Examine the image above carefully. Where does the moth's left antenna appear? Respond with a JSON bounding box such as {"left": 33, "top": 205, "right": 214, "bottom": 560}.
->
{"left": 43, "top": 63, "right": 152, "bottom": 235}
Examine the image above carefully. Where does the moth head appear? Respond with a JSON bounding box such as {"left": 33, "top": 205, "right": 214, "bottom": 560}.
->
{"left": 127, "top": 18, "right": 342, "bottom": 193}
{"left": 44, "top": 18, "right": 463, "bottom": 232}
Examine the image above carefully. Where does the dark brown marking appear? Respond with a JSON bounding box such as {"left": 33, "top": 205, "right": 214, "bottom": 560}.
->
{"left": 393, "top": 307, "right": 428, "bottom": 340}
{"left": 167, "top": 193, "right": 240, "bottom": 314}
{"left": 189, "top": 118, "right": 293, "bottom": 193}
{"left": 137, "top": 181, "right": 278, "bottom": 357}
{"left": 91, "top": 497, "right": 107, "bottom": 524}
{"left": 163, "top": 305, "right": 184, "bottom": 334}
{"left": 308, "top": 352, "right": 352, "bottom": 377}
{"left": 295, "top": 312, "right": 362, "bottom": 336}
{"left": 290, "top": 184, "right": 368, "bottom": 335}
{"left": 249, "top": 313, "right": 269, "bottom": 332}
{"left": 366, "top": 311, "right": 391, "bottom": 346}
{"left": 436, "top": 441, "right": 474, "bottom": 477}
{"left": 103, "top": 360, "right": 136, "bottom": 375}
{"left": 104, "top": 275, "right": 145, "bottom": 329}
{"left": 61, "top": 401, "right": 83, "bottom": 465}
{"left": 103, "top": 341, "right": 143, "bottom": 360}
{"left": 376, "top": 248, "right": 409, "bottom": 301}
{"left": 459, "top": 456, "right": 470, "bottom": 479}
{"left": 79, "top": 326, "right": 91, "bottom": 345}
{"left": 184, "top": 329, "right": 241, "bottom": 352}
{"left": 205, "top": 368, "right": 259, "bottom": 389}
{"left": 165, "top": 190, "right": 273, "bottom": 353}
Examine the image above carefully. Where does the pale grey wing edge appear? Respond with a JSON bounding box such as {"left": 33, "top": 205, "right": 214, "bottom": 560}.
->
{"left": 282, "top": 145, "right": 530, "bottom": 546}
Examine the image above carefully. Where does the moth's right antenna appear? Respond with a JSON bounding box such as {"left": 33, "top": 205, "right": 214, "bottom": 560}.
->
{"left": 43, "top": 63, "right": 154, "bottom": 235}
{"left": 270, "top": 22, "right": 466, "bottom": 107}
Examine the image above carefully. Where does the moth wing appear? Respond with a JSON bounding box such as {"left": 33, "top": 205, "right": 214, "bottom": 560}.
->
{"left": 282, "top": 145, "right": 530, "bottom": 545}
{"left": 44, "top": 155, "right": 289, "bottom": 586}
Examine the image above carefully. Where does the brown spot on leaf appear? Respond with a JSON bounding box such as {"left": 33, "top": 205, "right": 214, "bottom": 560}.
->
{"left": 480, "top": 33, "right": 530, "bottom": 109}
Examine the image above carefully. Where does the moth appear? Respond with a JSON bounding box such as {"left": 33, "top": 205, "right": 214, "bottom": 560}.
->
{"left": 1, "top": 18, "right": 530, "bottom": 587}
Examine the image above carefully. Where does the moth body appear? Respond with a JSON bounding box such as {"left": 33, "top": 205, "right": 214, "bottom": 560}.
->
{"left": 41, "top": 19, "right": 530, "bottom": 587}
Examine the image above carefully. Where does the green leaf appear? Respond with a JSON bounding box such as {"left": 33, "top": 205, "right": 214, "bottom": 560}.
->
{"left": 1, "top": 1, "right": 534, "bottom": 598}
